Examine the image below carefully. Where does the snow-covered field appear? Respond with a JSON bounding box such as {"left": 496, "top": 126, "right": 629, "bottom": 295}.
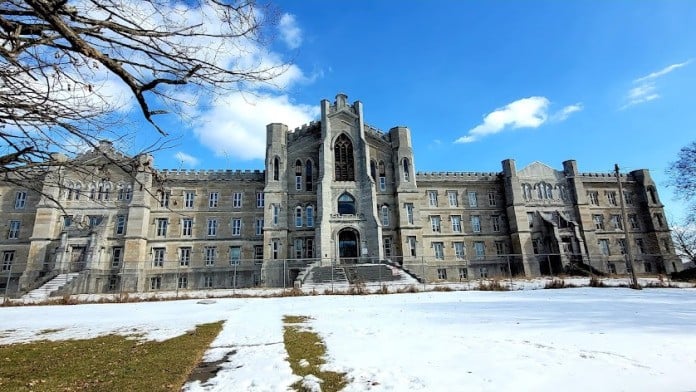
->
{"left": 1, "top": 288, "right": 695, "bottom": 391}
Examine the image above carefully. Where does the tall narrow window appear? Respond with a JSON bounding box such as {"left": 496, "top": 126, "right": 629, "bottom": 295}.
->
{"left": 14, "top": 191, "right": 27, "bottom": 209}
{"left": 272, "top": 204, "right": 280, "bottom": 225}
{"left": 334, "top": 134, "right": 354, "bottom": 181}
{"left": 256, "top": 192, "right": 264, "bottom": 208}
{"left": 229, "top": 246, "right": 241, "bottom": 265}
{"left": 295, "top": 160, "right": 302, "bottom": 191}
{"left": 179, "top": 247, "right": 191, "bottom": 266}
{"left": 115, "top": 215, "right": 126, "bottom": 235}
{"left": 488, "top": 191, "right": 497, "bottom": 206}
{"left": 112, "top": 247, "right": 123, "bottom": 268}
{"left": 153, "top": 248, "right": 165, "bottom": 267}
{"left": 182, "top": 218, "right": 193, "bottom": 236}
{"left": 8, "top": 220, "right": 20, "bottom": 239}
{"left": 403, "top": 158, "right": 410, "bottom": 182}
{"left": 447, "top": 191, "right": 458, "bottom": 207}
{"left": 405, "top": 203, "right": 414, "bottom": 225}
{"left": 378, "top": 161, "right": 386, "bottom": 191}
{"left": 184, "top": 191, "right": 195, "bottom": 208}
{"left": 492, "top": 215, "right": 501, "bottom": 232}
{"left": 207, "top": 218, "right": 218, "bottom": 236}
{"left": 159, "top": 191, "right": 170, "bottom": 207}
{"left": 370, "top": 160, "right": 377, "bottom": 181}
{"left": 306, "top": 160, "right": 313, "bottom": 191}
{"left": 232, "top": 192, "right": 242, "bottom": 208}
{"left": 156, "top": 219, "right": 168, "bottom": 237}
{"left": 273, "top": 157, "right": 280, "bottom": 181}
{"left": 295, "top": 207, "right": 303, "bottom": 227}
{"left": 306, "top": 206, "right": 314, "bottom": 228}
{"left": 454, "top": 242, "right": 466, "bottom": 259}
{"left": 2, "top": 251, "right": 14, "bottom": 271}
{"left": 407, "top": 236, "right": 417, "bottom": 257}
{"left": 232, "top": 218, "right": 241, "bottom": 236}
{"left": 468, "top": 191, "right": 478, "bottom": 207}
{"left": 205, "top": 247, "right": 216, "bottom": 266}
{"left": 209, "top": 192, "right": 219, "bottom": 208}
{"left": 255, "top": 217, "right": 264, "bottom": 235}
{"left": 430, "top": 215, "right": 441, "bottom": 232}
{"left": 381, "top": 205, "right": 389, "bottom": 226}
{"left": 474, "top": 242, "right": 485, "bottom": 259}
{"left": 428, "top": 191, "right": 438, "bottom": 207}
{"left": 433, "top": 242, "right": 444, "bottom": 260}
{"left": 471, "top": 215, "right": 481, "bottom": 233}
{"left": 383, "top": 237, "right": 393, "bottom": 258}
{"left": 451, "top": 215, "right": 462, "bottom": 233}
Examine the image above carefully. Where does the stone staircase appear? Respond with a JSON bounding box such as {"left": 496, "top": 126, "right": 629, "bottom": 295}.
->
{"left": 21, "top": 273, "right": 80, "bottom": 301}
{"left": 300, "top": 263, "right": 420, "bottom": 289}
{"left": 301, "top": 266, "right": 350, "bottom": 290}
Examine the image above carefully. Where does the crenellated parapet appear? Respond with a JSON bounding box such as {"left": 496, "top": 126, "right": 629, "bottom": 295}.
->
{"left": 158, "top": 168, "right": 265, "bottom": 182}
{"left": 416, "top": 171, "right": 502, "bottom": 182}
{"left": 578, "top": 172, "right": 632, "bottom": 180}
{"left": 364, "top": 123, "right": 391, "bottom": 143}
{"left": 287, "top": 121, "right": 321, "bottom": 142}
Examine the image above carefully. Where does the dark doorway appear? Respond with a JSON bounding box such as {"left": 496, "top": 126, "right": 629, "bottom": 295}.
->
{"left": 339, "top": 229, "right": 359, "bottom": 262}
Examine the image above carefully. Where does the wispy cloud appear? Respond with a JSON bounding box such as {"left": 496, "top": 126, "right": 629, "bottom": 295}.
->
{"left": 278, "top": 13, "right": 302, "bottom": 49}
{"left": 621, "top": 61, "right": 691, "bottom": 109}
{"left": 174, "top": 151, "right": 200, "bottom": 167}
{"left": 455, "top": 97, "right": 582, "bottom": 144}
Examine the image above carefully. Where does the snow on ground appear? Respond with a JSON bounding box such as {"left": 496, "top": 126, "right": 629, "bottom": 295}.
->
{"left": 1, "top": 288, "right": 696, "bottom": 391}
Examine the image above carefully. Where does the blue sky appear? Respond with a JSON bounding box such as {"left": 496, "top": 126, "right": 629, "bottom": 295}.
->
{"left": 136, "top": 1, "right": 696, "bottom": 221}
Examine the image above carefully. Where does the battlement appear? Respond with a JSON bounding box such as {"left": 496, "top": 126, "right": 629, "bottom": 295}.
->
{"left": 416, "top": 171, "right": 501, "bottom": 181}
{"left": 288, "top": 121, "right": 321, "bottom": 142}
{"left": 158, "top": 168, "right": 265, "bottom": 182}
{"left": 364, "top": 123, "right": 391, "bottom": 142}
{"left": 578, "top": 172, "right": 631, "bottom": 179}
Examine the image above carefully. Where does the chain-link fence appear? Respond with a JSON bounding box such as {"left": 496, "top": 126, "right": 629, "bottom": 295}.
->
{"left": 1, "top": 252, "right": 683, "bottom": 299}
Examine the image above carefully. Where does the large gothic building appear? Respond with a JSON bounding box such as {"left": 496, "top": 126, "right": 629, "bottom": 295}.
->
{"left": 0, "top": 94, "right": 680, "bottom": 295}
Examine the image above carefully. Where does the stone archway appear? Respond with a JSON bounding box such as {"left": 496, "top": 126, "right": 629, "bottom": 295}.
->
{"left": 338, "top": 228, "right": 359, "bottom": 263}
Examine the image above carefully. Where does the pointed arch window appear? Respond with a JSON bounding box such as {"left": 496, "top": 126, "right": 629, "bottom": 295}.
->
{"left": 403, "top": 158, "right": 411, "bottom": 182}
{"left": 338, "top": 193, "right": 356, "bottom": 215}
{"left": 378, "top": 161, "right": 386, "bottom": 191}
{"left": 334, "top": 134, "right": 354, "bottom": 181}
{"left": 295, "top": 160, "right": 302, "bottom": 191}
{"left": 273, "top": 157, "right": 280, "bottom": 181}
{"left": 305, "top": 160, "right": 313, "bottom": 191}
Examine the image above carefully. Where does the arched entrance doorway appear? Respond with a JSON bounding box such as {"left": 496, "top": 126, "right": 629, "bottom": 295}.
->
{"left": 338, "top": 228, "right": 359, "bottom": 263}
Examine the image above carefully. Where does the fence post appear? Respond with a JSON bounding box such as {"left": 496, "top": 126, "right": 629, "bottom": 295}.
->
{"left": 331, "top": 257, "right": 335, "bottom": 293}
{"left": 507, "top": 255, "right": 513, "bottom": 290}
{"left": 421, "top": 256, "right": 426, "bottom": 291}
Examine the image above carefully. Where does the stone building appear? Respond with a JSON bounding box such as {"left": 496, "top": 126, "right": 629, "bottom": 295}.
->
{"left": 0, "top": 94, "right": 680, "bottom": 294}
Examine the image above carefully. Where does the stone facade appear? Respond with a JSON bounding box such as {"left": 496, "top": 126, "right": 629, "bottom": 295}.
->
{"left": 0, "top": 94, "right": 680, "bottom": 294}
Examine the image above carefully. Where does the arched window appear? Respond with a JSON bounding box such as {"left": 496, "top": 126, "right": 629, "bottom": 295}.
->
{"left": 74, "top": 183, "right": 81, "bottom": 200}
{"left": 305, "top": 160, "right": 313, "bottom": 192}
{"left": 124, "top": 185, "right": 132, "bottom": 201}
{"left": 536, "top": 184, "right": 543, "bottom": 199}
{"left": 378, "top": 161, "right": 386, "bottom": 191}
{"left": 381, "top": 205, "right": 390, "bottom": 226}
{"left": 103, "top": 182, "right": 111, "bottom": 201}
{"left": 334, "top": 134, "right": 354, "bottom": 181}
{"left": 338, "top": 193, "right": 356, "bottom": 215}
{"left": 295, "top": 160, "right": 302, "bottom": 191}
{"left": 546, "top": 184, "right": 553, "bottom": 199}
{"left": 403, "top": 158, "right": 411, "bottom": 182}
{"left": 295, "top": 206, "right": 303, "bottom": 227}
{"left": 370, "top": 160, "right": 377, "bottom": 181}
{"left": 273, "top": 157, "right": 280, "bottom": 181}
{"left": 66, "top": 182, "right": 73, "bottom": 200}
{"left": 89, "top": 184, "right": 96, "bottom": 200}
{"left": 306, "top": 206, "right": 314, "bottom": 227}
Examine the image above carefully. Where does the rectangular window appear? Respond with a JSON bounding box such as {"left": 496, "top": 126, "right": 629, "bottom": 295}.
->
{"left": 255, "top": 217, "right": 264, "bottom": 236}
{"left": 256, "top": 192, "right": 264, "bottom": 208}
{"left": 598, "top": 239, "right": 610, "bottom": 256}
{"left": 430, "top": 216, "right": 441, "bottom": 232}
{"left": 379, "top": 176, "right": 387, "bottom": 191}
{"left": 273, "top": 204, "right": 280, "bottom": 225}
{"left": 150, "top": 276, "right": 161, "bottom": 290}
{"left": 63, "top": 215, "right": 73, "bottom": 228}
{"left": 623, "top": 191, "right": 633, "bottom": 205}
{"left": 459, "top": 267, "right": 468, "bottom": 280}
{"left": 617, "top": 239, "right": 627, "bottom": 255}
{"left": 428, "top": 191, "right": 438, "bottom": 207}
{"left": 2, "top": 251, "right": 15, "bottom": 271}
{"left": 635, "top": 238, "right": 645, "bottom": 254}
{"left": 655, "top": 213, "right": 664, "bottom": 228}
{"left": 405, "top": 203, "right": 414, "bottom": 225}
{"left": 108, "top": 276, "right": 119, "bottom": 291}
{"left": 204, "top": 246, "right": 216, "bottom": 266}
{"left": 112, "top": 247, "right": 123, "bottom": 268}
{"left": 229, "top": 246, "right": 241, "bottom": 265}
{"left": 454, "top": 242, "right": 465, "bottom": 259}
{"left": 532, "top": 239, "right": 540, "bottom": 254}
{"left": 437, "top": 268, "right": 447, "bottom": 280}
{"left": 89, "top": 215, "right": 102, "bottom": 228}
{"left": 474, "top": 242, "right": 485, "bottom": 259}
{"left": 232, "top": 192, "right": 242, "bottom": 208}
{"left": 178, "top": 275, "right": 188, "bottom": 289}
{"left": 408, "top": 236, "right": 417, "bottom": 257}
{"left": 593, "top": 214, "right": 605, "bottom": 230}
{"left": 272, "top": 240, "right": 280, "bottom": 260}
{"left": 479, "top": 267, "right": 488, "bottom": 278}
{"left": 207, "top": 218, "right": 218, "bottom": 236}
{"left": 294, "top": 238, "right": 304, "bottom": 259}
{"left": 209, "top": 192, "right": 219, "bottom": 208}
{"left": 254, "top": 245, "right": 263, "bottom": 262}
{"left": 629, "top": 214, "right": 640, "bottom": 229}
{"left": 8, "top": 220, "right": 20, "bottom": 239}
{"left": 14, "top": 191, "right": 27, "bottom": 209}
{"left": 527, "top": 212, "right": 535, "bottom": 228}
{"left": 495, "top": 241, "right": 506, "bottom": 255}
{"left": 159, "top": 191, "right": 170, "bottom": 208}
{"left": 492, "top": 215, "right": 500, "bottom": 232}
{"left": 232, "top": 219, "right": 242, "bottom": 236}
{"left": 433, "top": 242, "right": 444, "bottom": 260}
{"left": 468, "top": 191, "right": 478, "bottom": 208}
{"left": 610, "top": 215, "right": 623, "bottom": 230}
{"left": 383, "top": 237, "right": 393, "bottom": 258}
{"left": 606, "top": 191, "right": 617, "bottom": 206}
{"left": 451, "top": 215, "right": 462, "bottom": 233}
{"left": 115, "top": 215, "right": 126, "bottom": 235}
{"left": 447, "top": 191, "right": 458, "bottom": 207}
{"left": 488, "top": 191, "right": 497, "bottom": 207}
{"left": 588, "top": 191, "right": 599, "bottom": 205}
{"left": 182, "top": 218, "right": 193, "bottom": 236}
{"left": 295, "top": 208, "right": 303, "bottom": 227}
{"left": 156, "top": 219, "right": 168, "bottom": 237}
{"left": 381, "top": 206, "right": 390, "bottom": 226}
{"left": 184, "top": 191, "right": 195, "bottom": 208}
{"left": 153, "top": 248, "right": 165, "bottom": 267}
{"left": 179, "top": 247, "right": 191, "bottom": 266}
{"left": 306, "top": 239, "right": 314, "bottom": 259}
{"left": 296, "top": 175, "right": 302, "bottom": 191}
{"left": 662, "top": 238, "right": 671, "bottom": 252}
{"left": 306, "top": 207, "right": 314, "bottom": 228}
{"left": 204, "top": 275, "right": 214, "bottom": 288}
{"left": 471, "top": 215, "right": 481, "bottom": 233}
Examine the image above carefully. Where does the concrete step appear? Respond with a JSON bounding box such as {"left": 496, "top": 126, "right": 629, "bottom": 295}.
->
{"left": 22, "top": 273, "right": 80, "bottom": 300}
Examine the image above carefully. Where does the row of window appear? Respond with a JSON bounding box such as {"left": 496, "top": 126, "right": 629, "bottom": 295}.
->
{"left": 147, "top": 245, "right": 264, "bottom": 268}
{"left": 159, "top": 191, "right": 265, "bottom": 209}
{"left": 427, "top": 190, "right": 497, "bottom": 208}
{"left": 429, "top": 215, "right": 502, "bottom": 234}
{"left": 62, "top": 183, "right": 133, "bottom": 202}
{"left": 156, "top": 217, "right": 265, "bottom": 237}
{"left": 428, "top": 241, "right": 505, "bottom": 260}
{"left": 436, "top": 266, "right": 493, "bottom": 280}
{"left": 597, "top": 238, "right": 647, "bottom": 256}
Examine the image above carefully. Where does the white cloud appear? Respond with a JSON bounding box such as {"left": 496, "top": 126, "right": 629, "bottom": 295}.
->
{"left": 550, "top": 103, "right": 584, "bottom": 122}
{"left": 622, "top": 60, "right": 691, "bottom": 109}
{"left": 455, "top": 97, "right": 550, "bottom": 143}
{"left": 174, "top": 151, "right": 200, "bottom": 167}
{"left": 278, "top": 13, "right": 302, "bottom": 49}
{"left": 193, "top": 92, "right": 319, "bottom": 160}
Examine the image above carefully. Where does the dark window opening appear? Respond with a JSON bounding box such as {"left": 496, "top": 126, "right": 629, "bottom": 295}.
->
{"left": 334, "top": 134, "right": 354, "bottom": 181}
{"left": 338, "top": 193, "right": 356, "bottom": 215}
